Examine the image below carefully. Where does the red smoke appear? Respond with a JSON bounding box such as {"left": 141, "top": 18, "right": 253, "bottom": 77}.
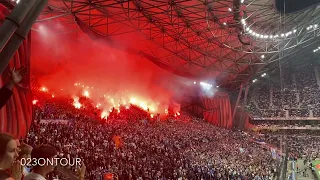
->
{"left": 30, "top": 21, "right": 181, "bottom": 113}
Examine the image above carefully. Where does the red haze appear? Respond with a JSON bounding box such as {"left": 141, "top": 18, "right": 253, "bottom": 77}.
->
{"left": 30, "top": 21, "right": 183, "bottom": 113}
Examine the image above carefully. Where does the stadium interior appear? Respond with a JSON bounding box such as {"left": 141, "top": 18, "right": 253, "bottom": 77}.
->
{"left": 0, "top": 0, "right": 320, "bottom": 179}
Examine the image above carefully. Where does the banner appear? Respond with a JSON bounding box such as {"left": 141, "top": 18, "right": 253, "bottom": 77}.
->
{"left": 201, "top": 92, "right": 232, "bottom": 128}
{"left": 40, "top": 119, "right": 69, "bottom": 124}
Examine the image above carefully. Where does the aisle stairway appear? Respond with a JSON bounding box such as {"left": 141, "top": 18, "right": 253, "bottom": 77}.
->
{"left": 287, "top": 160, "right": 316, "bottom": 180}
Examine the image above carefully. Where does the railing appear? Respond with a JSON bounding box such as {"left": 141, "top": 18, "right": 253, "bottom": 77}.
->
{"left": 254, "top": 126, "right": 320, "bottom": 130}
{"left": 253, "top": 117, "right": 320, "bottom": 120}
{"left": 280, "top": 146, "right": 289, "bottom": 180}
{"left": 291, "top": 161, "right": 296, "bottom": 180}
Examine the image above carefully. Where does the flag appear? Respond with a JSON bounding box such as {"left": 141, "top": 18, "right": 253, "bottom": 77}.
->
{"left": 103, "top": 173, "right": 114, "bottom": 180}
{"left": 112, "top": 135, "right": 123, "bottom": 149}
{"left": 271, "top": 148, "right": 277, "bottom": 159}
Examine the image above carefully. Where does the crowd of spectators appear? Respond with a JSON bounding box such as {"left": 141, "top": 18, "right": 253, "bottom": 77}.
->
{"left": 3, "top": 66, "right": 320, "bottom": 180}
{"left": 26, "top": 119, "right": 278, "bottom": 180}
{"left": 3, "top": 89, "right": 320, "bottom": 180}
{"left": 19, "top": 93, "right": 280, "bottom": 180}
{"left": 24, "top": 97, "right": 320, "bottom": 180}
{"left": 33, "top": 92, "right": 101, "bottom": 121}
{"left": 256, "top": 131, "right": 320, "bottom": 161}
{"left": 247, "top": 64, "right": 320, "bottom": 118}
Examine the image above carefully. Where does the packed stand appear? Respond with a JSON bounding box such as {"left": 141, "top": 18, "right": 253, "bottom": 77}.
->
{"left": 247, "top": 64, "right": 320, "bottom": 118}
{"left": 33, "top": 93, "right": 157, "bottom": 123}
{"left": 255, "top": 131, "right": 320, "bottom": 162}
{"left": 25, "top": 119, "right": 278, "bottom": 180}
{"left": 250, "top": 118, "right": 320, "bottom": 131}
{"left": 19, "top": 93, "right": 279, "bottom": 180}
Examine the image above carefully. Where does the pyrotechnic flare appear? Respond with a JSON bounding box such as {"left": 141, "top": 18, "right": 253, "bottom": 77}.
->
{"left": 73, "top": 96, "right": 82, "bottom": 109}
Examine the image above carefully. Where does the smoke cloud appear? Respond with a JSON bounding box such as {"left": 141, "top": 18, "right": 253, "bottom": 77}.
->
{"left": 30, "top": 21, "right": 187, "bottom": 113}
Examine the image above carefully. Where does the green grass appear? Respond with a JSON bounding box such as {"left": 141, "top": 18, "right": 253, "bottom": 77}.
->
{"left": 312, "top": 160, "right": 320, "bottom": 180}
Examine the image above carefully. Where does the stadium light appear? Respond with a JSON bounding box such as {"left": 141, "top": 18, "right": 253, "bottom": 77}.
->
{"left": 261, "top": 55, "right": 265, "bottom": 59}
{"left": 241, "top": 1, "right": 319, "bottom": 40}
{"left": 228, "top": 8, "right": 232, "bottom": 11}
{"left": 261, "top": 73, "right": 267, "bottom": 77}
{"left": 200, "top": 82, "right": 212, "bottom": 89}
{"left": 194, "top": 81, "right": 196, "bottom": 84}
{"left": 252, "top": 79, "right": 257, "bottom": 83}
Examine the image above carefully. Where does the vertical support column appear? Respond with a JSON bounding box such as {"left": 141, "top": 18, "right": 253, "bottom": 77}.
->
{"left": 296, "top": 93, "right": 299, "bottom": 104}
{"left": 285, "top": 110, "right": 289, "bottom": 119}
{"left": 292, "top": 73, "right": 297, "bottom": 90}
{"left": 270, "top": 85, "right": 273, "bottom": 107}
{"left": 239, "top": 85, "right": 250, "bottom": 130}
{"left": 232, "top": 83, "right": 243, "bottom": 127}
{"left": 0, "top": 0, "right": 48, "bottom": 74}
{"left": 308, "top": 109, "right": 313, "bottom": 117}
{"left": 0, "top": 0, "right": 36, "bottom": 52}
{"left": 314, "top": 66, "right": 320, "bottom": 89}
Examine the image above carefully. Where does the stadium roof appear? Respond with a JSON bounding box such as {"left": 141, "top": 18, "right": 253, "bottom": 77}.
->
{"left": 31, "top": 0, "right": 320, "bottom": 90}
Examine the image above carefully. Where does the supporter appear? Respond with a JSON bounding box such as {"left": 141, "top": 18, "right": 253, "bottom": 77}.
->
{"left": 0, "top": 170, "right": 13, "bottom": 180}
{"left": 0, "top": 133, "right": 22, "bottom": 180}
{"left": 17, "top": 143, "right": 33, "bottom": 176}
{"left": 24, "top": 144, "right": 85, "bottom": 180}
{"left": 0, "top": 84, "right": 12, "bottom": 109}
{"left": 24, "top": 144, "right": 58, "bottom": 180}
{"left": 0, "top": 67, "right": 28, "bottom": 109}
